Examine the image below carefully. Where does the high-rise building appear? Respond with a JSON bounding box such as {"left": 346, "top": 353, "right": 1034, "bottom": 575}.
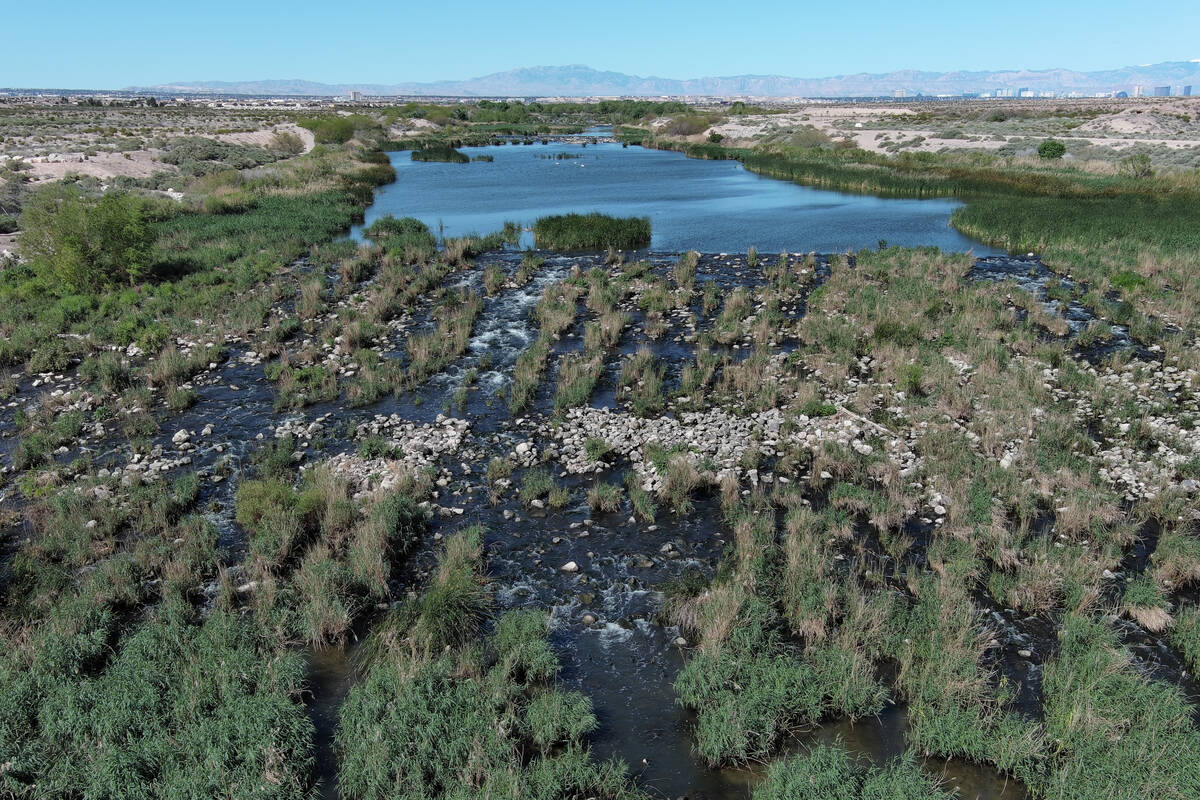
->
{"left": 1183, "top": 85, "right": 1194, "bottom": 97}
{"left": 1153, "top": 86, "right": 1171, "bottom": 97}
{"left": 1133, "top": 85, "right": 1144, "bottom": 97}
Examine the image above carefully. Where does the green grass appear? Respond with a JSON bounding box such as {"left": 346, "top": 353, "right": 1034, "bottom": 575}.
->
{"left": 754, "top": 744, "right": 954, "bottom": 800}
{"left": 533, "top": 213, "right": 650, "bottom": 251}
{"left": 520, "top": 467, "right": 555, "bottom": 506}
{"left": 1039, "top": 613, "right": 1200, "bottom": 799}
{"left": 337, "top": 608, "right": 645, "bottom": 800}
{"left": 0, "top": 603, "right": 314, "bottom": 799}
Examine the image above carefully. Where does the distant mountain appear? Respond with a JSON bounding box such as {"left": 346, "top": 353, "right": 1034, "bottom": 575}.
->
{"left": 136, "top": 62, "right": 1200, "bottom": 98}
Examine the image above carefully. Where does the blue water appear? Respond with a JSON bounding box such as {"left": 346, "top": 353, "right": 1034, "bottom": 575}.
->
{"left": 354, "top": 139, "right": 997, "bottom": 254}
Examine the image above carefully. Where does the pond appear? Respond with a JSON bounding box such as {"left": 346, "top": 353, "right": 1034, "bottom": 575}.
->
{"left": 353, "top": 136, "right": 999, "bottom": 254}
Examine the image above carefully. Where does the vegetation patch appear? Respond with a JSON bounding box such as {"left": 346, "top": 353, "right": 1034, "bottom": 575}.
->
{"left": 533, "top": 213, "right": 650, "bottom": 251}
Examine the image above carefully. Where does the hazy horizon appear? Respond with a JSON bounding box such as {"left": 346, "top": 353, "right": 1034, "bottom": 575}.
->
{"left": 5, "top": 0, "right": 1199, "bottom": 88}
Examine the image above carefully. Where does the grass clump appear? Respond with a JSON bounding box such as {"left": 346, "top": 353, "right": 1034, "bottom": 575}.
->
{"left": 1038, "top": 613, "right": 1200, "bottom": 799}
{"left": 533, "top": 213, "right": 650, "bottom": 251}
{"left": 410, "top": 145, "right": 470, "bottom": 163}
{"left": 588, "top": 482, "right": 623, "bottom": 513}
{"left": 754, "top": 744, "right": 953, "bottom": 800}
{"left": 338, "top": 607, "right": 644, "bottom": 800}
{"left": 0, "top": 604, "right": 314, "bottom": 798}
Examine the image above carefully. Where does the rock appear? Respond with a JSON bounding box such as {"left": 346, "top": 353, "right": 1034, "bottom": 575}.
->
{"left": 673, "top": 637, "right": 688, "bottom": 647}
{"left": 172, "top": 429, "right": 190, "bottom": 445}
{"left": 560, "top": 561, "right": 579, "bottom": 573}
{"left": 581, "top": 613, "right": 597, "bottom": 625}
{"left": 1018, "top": 649, "right": 1033, "bottom": 658}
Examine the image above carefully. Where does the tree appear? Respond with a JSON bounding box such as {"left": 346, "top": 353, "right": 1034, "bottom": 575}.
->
{"left": 20, "top": 184, "right": 153, "bottom": 292}
{"left": 1037, "top": 139, "right": 1066, "bottom": 159}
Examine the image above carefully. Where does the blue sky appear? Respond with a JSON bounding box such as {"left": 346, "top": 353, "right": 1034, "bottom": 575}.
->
{"left": 4, "top": 0, "right": 1199, "bottom": 88}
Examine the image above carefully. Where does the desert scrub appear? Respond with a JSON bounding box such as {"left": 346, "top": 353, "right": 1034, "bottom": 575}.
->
{"left": 533, "top": 213, "right": 650, "bottom": 251}
{"left": 337, "top": 607, "right": 644, "bottom": 800}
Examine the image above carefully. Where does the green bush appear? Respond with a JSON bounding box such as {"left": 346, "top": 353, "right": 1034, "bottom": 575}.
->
{"left": 296, "top": 114, "right": 357, "bottom": 144}
{"left": 1037, "top": 139, "right": 1067, "bottom": 159}
{"left": 20, "top": 184, "right": 153, "bottom": 291}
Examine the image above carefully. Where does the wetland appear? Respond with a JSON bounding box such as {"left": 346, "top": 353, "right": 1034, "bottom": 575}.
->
{"left": 1, "top": 99, "right": 1199, "bottom": 800}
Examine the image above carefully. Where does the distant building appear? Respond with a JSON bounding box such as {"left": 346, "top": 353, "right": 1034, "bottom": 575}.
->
{"left": 1181, "top": 85, "right": 1193, "bottom": 97}
{"left": 349, "top": 90, "right": 362, "bottom": 101}
{"left": 1017, "top": 87, "right": 1032, "bottom": 97}
{"left": 1133, "top": 85, "right": 1144, "bottom": 97}
{"left": 892, "top": 88, "right": 908, "bottom": 98}
{"left": 1153, "top": 86, "right": 1170, "bottom": 97}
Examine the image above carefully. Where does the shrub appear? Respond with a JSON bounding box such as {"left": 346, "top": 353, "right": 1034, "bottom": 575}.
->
{"left": 1037, "top": 139, "right": 1066, "bottom": 159}
{"left": 271, "top": 130, "right": 306, "bottom": 154}
{"left": 1120, "top": 152, "right": 1153, "bottom": 178}
{"left": 296, "top": 114, "right": 357, "bottom": 144}
{"left": 20, "top": 183, "right": 153, "bottom": 291}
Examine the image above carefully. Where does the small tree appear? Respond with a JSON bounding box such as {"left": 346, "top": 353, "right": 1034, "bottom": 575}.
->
{"left": 20, "top": 184, "right": 153, "bottom": 292}
{"left": 1037, "top": 139, "right": 1066, "bottom": 159}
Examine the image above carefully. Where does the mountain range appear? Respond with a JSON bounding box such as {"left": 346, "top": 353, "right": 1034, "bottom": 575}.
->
{"left": 135, "top": 61, "right": 1200, "bottom": 98}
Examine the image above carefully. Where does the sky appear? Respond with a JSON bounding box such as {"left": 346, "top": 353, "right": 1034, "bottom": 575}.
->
{"left": 4, "top": 0, "right": 1200, "bottom": 88}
